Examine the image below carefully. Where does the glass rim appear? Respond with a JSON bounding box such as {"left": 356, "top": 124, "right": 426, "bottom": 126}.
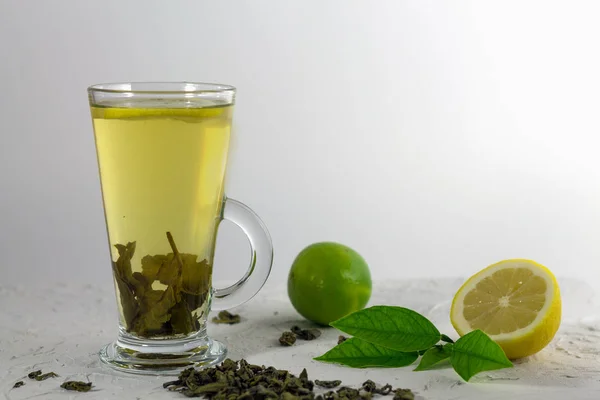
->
{"left": 87, "top": 81, "right": 236, "bottom": 95}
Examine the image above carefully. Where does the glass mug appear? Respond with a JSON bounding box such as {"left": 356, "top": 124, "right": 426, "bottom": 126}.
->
{"left": 87, "top": 82, "right": 273, "bottom": 374}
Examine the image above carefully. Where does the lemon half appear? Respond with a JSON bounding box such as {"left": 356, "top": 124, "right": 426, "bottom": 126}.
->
{"left": 450, "top": 259, "right": 561, "bottom": 359}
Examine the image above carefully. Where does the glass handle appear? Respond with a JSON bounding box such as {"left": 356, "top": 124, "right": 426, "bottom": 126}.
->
{"left": 212, "top": 197, "right": 273, "bottom": 310}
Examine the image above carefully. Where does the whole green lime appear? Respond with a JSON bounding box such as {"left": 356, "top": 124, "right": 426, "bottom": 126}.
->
{"left": 287, "top": 242, "right": 372, "bottom": 326}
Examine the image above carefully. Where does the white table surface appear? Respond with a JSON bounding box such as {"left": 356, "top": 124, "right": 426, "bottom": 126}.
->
{"left": 2, "top": 278, "right": 600, "bottom": 400}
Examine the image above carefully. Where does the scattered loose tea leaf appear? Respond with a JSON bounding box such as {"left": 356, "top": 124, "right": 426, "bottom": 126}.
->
{"left": 337, "top": 386, "right": 360, "bottom": 399}
{"left": 299, "top": 367, "right": 315, "bottom": 392}
{"left": 362, "top": 380, "right": 377, "bottom": 393}
{"left": 185, "top": 382, "right": 228, "bottom": 395}
{"left": 338, "top": 335, "right": 348, "bottom": 344}
{"left": 315, "top": 380, "right": 342, "bottom": 389}
{"left": 291, "top": 326, "right": 321, "bottom": 340}
{"left": 299, "top": 368, "right": 308, "bottom": 381}
{"left": 61, "top": 381, "right": 93, "bottom": 392}
{"left": 279, "top": 331, "right": 297, "bottom": 346}
{"left": 212, "top": 310, "right": 241, "bottom": 325}
{"left": 280, "top": 393, "right": 301, "bottom": 400}
{"left": 362, "top": 379, "right": 392, "bottom": 396}
{"left": 27, "top": 370, "right": 42, "bottom": 379}
{"left": 359, "top": 380, "right": 392, "bottom": 395}
{"left": 393, "top": 388, "right": 415, "bottom": 400}
{"left": 376, "top": 384, "right": 392, "bottom": 395}
{"left": 35, "top": 372, "right": 59, "bottom": 381}
{"left": 12, "top": 381, "right": 24, "bottom": 388}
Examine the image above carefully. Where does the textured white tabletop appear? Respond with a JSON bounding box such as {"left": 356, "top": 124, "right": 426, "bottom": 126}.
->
{"left": 2, "top": 278, "right": 600, "bottom": 400}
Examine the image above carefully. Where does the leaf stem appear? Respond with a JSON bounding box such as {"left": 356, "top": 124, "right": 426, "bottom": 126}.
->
{"left": 166, "top": 231, "right": 184, "bottom": 269}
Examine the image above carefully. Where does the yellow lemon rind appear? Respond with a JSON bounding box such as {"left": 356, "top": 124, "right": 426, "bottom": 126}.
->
{"left": 450, "top": 259, "right": 561, "bottom": 359}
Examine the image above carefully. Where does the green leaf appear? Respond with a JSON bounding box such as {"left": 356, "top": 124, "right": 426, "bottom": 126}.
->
{"left": 112, "top": 233, "right": 210, "bottom": 338}
{"left": 141, "top": 254, "right": 177, "bottom": 284}
{"left": 141, "top": 254, "right": 166, "bottom": 279}
{"left": 141, "top": 253, "right": 211, "bottom": 295}
{"left": 113, "top": 274, "right": 138, "bottom": 329}
{"left": 181, "top": 257, "right": 212, "bottom": 295}
{"left": 314, "top": 337, "right": 418, "bottom": 368}
{"left": 330, "top": 306, "right": 441, "bottom": 352}
{"left": 111, "top": 242, "right": 139, "bottom": 329}
{"left": 133, "top": 287, "right": 178, "bottom": 334}
{"left": 414, "top": 344, "right": 453, "bottom": 371}
{"left": 113, "top": 242, "right": 137, "bottom": 287}
{"left": 182, "top": 291, "right": 207, "bottom": 314}
{"left": 158, "top": 254, "right": 182, "bottom": 286}
{"left": 441, "top": 334, "right": 455, "bottom": 344}
{"left": 169, "top": 300, "right": 196, "bottom": 334}
{"left": 450, "top": 329, "right": 513, "bottom": 381}
{"left": 129, "top": 272, "right": 150, "bottom": 299}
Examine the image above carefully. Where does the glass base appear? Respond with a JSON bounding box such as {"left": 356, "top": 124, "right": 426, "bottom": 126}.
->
{"left": 99, "top": 331, "right": 227, "bottom": 375}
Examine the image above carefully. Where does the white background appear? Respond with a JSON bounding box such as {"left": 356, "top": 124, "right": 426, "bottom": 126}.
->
{"left": 1, "top": 0, "right": 600, "bottom": 294}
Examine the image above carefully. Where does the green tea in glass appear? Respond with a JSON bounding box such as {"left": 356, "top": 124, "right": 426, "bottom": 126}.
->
{"left": 88, "top": 82, "right": 273, "bottom": 374}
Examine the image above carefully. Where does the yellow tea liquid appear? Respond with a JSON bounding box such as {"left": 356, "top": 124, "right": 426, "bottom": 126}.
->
{"left": 91, "top": 100, "right": 233, "bottom": 337}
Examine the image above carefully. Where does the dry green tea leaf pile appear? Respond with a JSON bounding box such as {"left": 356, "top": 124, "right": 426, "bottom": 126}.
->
{"left": 163, "top": 358, "right": 414, "bottom": 399}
